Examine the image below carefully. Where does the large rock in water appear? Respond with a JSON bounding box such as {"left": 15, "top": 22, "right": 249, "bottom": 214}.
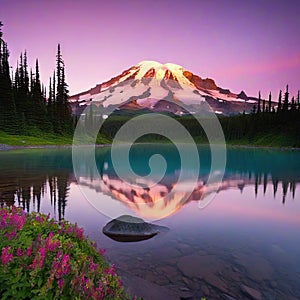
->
{"left": 103, "top": 215, "right": 169, "bottom": 242}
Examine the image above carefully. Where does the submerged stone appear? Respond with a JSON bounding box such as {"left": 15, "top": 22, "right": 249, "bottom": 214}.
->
{"left": 240, "top": 284, "right": 262, "bottom": 300}
{"left": 102, "top": 215, "right": 169, "bottom": 242}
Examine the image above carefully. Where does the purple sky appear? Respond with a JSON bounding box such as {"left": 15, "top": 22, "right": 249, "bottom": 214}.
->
{"left": 1, "top": 0, "right": 300, "bottom": 98}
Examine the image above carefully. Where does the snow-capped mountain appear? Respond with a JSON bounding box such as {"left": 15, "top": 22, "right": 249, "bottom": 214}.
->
{"left": 69, "top": 60, "right": 259, "bottom": 116}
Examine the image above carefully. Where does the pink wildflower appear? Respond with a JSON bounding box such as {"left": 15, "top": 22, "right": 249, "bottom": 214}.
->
{"left": 26, "top": 246, "right": 32, "bottom": 256}
{"left": 45, "top": 232, "right": 60, "bottom": 251}
{"left": 16, "top": 248, "right": 23, "bottom": 257}
{"left": 4, "top": 230, "right": 16, "bottom": 240}
{"left": 1, "top": 246, "right": 13, "bottom": 264}
{"left": 88, "top": 260, "right": 98, "bottom": 272}
{"left": 57, "top": 278, "right": 65, "bottom": 289}
{"left": 30, "top": 247, "right": 46, "bottom": 269}
{"left": 105, "top": 264, "right": 116, "bottom": 276}
{"left": 10, "top": 214, "right": 26, "bottom": 230}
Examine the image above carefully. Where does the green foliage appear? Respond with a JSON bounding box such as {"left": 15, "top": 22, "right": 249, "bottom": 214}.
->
{"left": 97, "top": 109, "right": 300, "bottom": 148}
{"left": 257, "top": 91, "right": 261, "bottom": 113}
{"left": 0, "top": 21, "right": 73, "bottom": 137}
{"left": 0, "top": 206, "right": 132, "bottom": 299}
{"left": 0, "top": 130, "right": 73, "bottom": 146}
{"left": 219, "top": 110, "right": 300, "bottom": 147}
{"left": 51, "top": 44, "right": 73, "bottom": 134}
{"left": 0, "top": 22, "right": 18, "bottom": 133}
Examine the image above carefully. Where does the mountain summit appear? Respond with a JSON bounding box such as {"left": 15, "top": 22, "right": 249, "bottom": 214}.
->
{"left": 69, "top": 61, "right": 258, "bottom": 115}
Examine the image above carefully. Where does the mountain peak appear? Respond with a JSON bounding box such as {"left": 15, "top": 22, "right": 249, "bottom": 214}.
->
{"left": 135, "top": 61, "right": 187, "bottom": 83}
{"left": 137, "top": 60, "right": 184, "bottom": 70}
{"left": 69, "top": 60, "right": 259, "bottom": 116}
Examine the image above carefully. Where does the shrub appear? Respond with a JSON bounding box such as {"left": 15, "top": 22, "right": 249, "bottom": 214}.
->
{"left": 0, "top": 206, "right": 131, "bottom": 299}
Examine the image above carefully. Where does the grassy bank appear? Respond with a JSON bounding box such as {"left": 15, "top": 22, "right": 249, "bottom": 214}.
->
{"left": 0, "top": 131, "right": 111, "bottom": 147}
{"left": 0, "top": 131, "right": 73, "bottom": 146}
{"left": 225, "top": 132, "right": 299, "bottom": 148}
{"left": 0, "top": 127, "right": 298, "bottom": 149}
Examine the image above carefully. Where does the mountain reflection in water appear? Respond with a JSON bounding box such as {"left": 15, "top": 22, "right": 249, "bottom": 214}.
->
{"left": 0, "top": 145, "right": 299, "bottom": 220}
{"left": 1, "top": 145, "right": 300, "bottom": 298}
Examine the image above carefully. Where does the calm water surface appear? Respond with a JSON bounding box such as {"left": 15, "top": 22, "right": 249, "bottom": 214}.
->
{"left": 0, "top": 145, "right": 299, "bottom": 299}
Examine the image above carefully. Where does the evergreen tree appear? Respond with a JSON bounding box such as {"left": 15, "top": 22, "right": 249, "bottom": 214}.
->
{"left": 23, "top": 51, "right": 29, "bottom": 95}
{"left": 257, "top": 91, "right": 261, "bottom": 114}
{"left": 56, "top": 44, "right": 62, "bottom": 97}
{"left": 48, "top": 76, "right": 52, "bottom": 106}
{"left": 0, "top": 21, "right": 17, "bottom": 132}
{"left": 30, "top": 59, "right": 48, "bottom": 129}
{"left": 47, "top": 70, "right": 56, "bottom": 129}
{"left": 297, "top": 90, "right": 300, "bottom": 111}
{"left": 52, "top": 70, "right": 56, "bottom": 103}
{"left": 291, "top": 96, "right": 296, "bottom": 111}
{"left": 54, "top": 44, "right": 72, "bottom": 133}
{"left": 1, "top": 21, "right": 74, "bottom": 136}
{"left": 30, "top": 68, "right": 34, "bottom": 92}
{"left": 277, "top": 90, "right": 282, "bottom": 113}
{"left": 268, "top": 92, "right": 272, "bottom": 113}
{"left": 282, "top": 84, "right": 289, "bottom": 112}
{"left": 14, "top": 52, "right": 31, "bottom": 119}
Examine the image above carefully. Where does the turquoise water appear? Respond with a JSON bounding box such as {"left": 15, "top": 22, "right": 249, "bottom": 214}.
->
{"left": 0, "top": 145, "right": 299, "bottom": 299}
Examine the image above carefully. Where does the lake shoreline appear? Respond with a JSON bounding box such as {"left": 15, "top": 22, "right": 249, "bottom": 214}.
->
{"left": 1, "top": 142, "right": 300, "bottom": 152}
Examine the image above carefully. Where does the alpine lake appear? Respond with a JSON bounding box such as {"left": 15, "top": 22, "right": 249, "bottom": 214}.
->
{"left": 0, "top": 144, "right": 299, "bottom": 300}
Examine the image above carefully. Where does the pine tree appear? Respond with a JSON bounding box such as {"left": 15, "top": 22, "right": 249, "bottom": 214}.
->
{"left": 277, "top": 90, "right": 282, "bottom": 113}
{"left": 1, "top": 21, "right": 74, "bottom": 135}
{"left": 14, "top": 52, "right": 31, "bottom": 120}
{"left": 52, "top": 70, "right": 56, "bottom": 103}
{"left": 48, "top": 70, "right": 56, "bottom": 130}
{"left": 54, "top": 44, "right": 72, "bottom": 133}
{"left": 30, "top": 59, "right": 48, "bottom": 129}
{"left": 0, "top": 21, "right": 17, "bottom": 132}
{"left": 291, "top": 96, "right": 296, "bottom": 111}
{"left": 268, "top": 92, "right": 272, "bottom": 113}
{"left": 56, "top": 44, "right": 62, "bottom": 97}
{"left": 48, "top": 76, "right": 52, "bottom": 106}
{"left": 257, "top": 91, "right": 261, "bottom": 114}
{"left": 23, "top": 51, "right": 29, "bottom": 95}
{"left": 53, "top": 44, "right": 63, "bottom": 133}
{"left": 60, "top": 59, "right": 73, "bottom": 132}
{"left": 283, "top": 84, "right": 289, "bottom": 112}
{"left": 297, "top": 90, "right": 300, "bottom": 111}
{"left": 30, "top": 68, "right": 34, "bottom": 92}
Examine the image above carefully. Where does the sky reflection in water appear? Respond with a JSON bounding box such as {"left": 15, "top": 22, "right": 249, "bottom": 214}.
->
{"left": 0, "top": 145, "right": 299, "bottom": 298}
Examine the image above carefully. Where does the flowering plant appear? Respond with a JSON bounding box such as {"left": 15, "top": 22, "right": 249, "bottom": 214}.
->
{"left": 0, "top": 206, "right": 134, "bottom": 299}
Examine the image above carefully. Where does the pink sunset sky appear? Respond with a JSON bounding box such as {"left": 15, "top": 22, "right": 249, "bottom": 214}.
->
{"left": 1, "top": 0, "right": 300, "bottom": 98}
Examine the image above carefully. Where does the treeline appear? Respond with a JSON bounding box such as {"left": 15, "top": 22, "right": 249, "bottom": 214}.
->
{"left": 88, "top": 84, "right": 300, "bottom": 147}
{"left": 220, "top": 86, "right": 300, "bottom": 147}
{"left": 98, "top": 95, "right": 300, "bottom": 147}
{"left": 0, "top": 21, "right": 73, "bottom": 135}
